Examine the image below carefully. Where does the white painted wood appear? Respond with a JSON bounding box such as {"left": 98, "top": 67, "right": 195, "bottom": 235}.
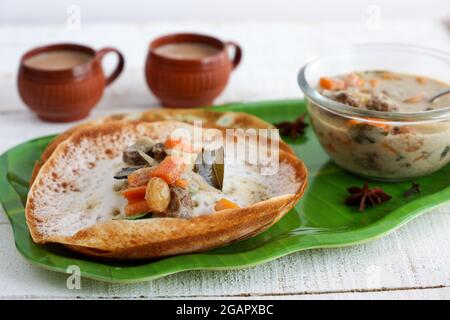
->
{"left": 189, "top": 287, "right": 450, "bottom": 300}
{"left": 2, "top": 0, "right": 446, "bottom": 24}
{"left": 0, "top": 21, "right": 449, "bottom": 299}
{"left": 0, "top": 206, "right": 449, "bottom": 298}
{"left": 3, "top": 288, "right": 450, "bottom": 300}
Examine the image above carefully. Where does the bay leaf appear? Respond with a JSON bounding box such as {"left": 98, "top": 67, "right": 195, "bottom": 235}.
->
{"left": 194, "top": 147, "right": 224, "bottom": 190}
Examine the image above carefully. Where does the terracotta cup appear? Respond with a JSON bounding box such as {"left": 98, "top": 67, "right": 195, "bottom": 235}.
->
{"left": 145, "top": 33, "right": 242, "bottom": 108}
{"left": 18, "top": 43, "right": 124, "bottom": 122}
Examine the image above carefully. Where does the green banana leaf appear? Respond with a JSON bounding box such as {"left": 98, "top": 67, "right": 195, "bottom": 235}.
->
{"left": 0, "top": 99, "right": 449, "bottom": 283}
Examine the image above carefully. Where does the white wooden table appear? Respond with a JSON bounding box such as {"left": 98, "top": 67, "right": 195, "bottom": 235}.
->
{"left": 1, "top": 21, "right": 450, "bottom": 300}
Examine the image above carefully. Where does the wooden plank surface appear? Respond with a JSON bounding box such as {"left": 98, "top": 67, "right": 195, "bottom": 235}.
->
{"left": 1, "top": 206, "right": 449, "bottom": 298}
{"left": 0, "top": 21, "right": 449, "bottom": 299}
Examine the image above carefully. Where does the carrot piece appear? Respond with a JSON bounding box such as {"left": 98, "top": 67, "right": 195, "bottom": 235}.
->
{"left": 124, "top": 200, "right": 150, "bottom": 216}
{"left": 319, "top": 77, "right": 344, "bottom": 90}
{"left": 346, "top": 119, "right": 359, "bottom": 127}
{"left": 165, "top": 137, "right": 193, "bottom": 153}
{"left": 358, "top": 79, "right": 366, "bottom": 87}
{"left": 121, "top": 186, "right": 146, "bottom": 202}
{"left": 416, "top": 76, "right": 427, "bottom": 85}
{"left": 403, "top": 94, "right": 424, "bottom": 104}
{"left": 215, "top": 198, "right": 240, "bottom": 211}
{"left": 369, "top": 79, "right": 380, "bottom": 88}
{"left": 346, "top": 118, "right": 391, "bottom": 131}
{"left": 127, "top": 167, "right": 154, "bottom": 187}
{"left": 381, "top": 71, "right": 400, "bottom": 80}
{"left": 149, "top": 156, "right": 186, "bottom": 185}
{"left": 381, "top": 142, "right": 400, "bottom": 156}
{"left": 343, "top": 73, "right": 363, "bottom": 88}
{"left": 174, "top": 179, "right": 189, "bottom": 189}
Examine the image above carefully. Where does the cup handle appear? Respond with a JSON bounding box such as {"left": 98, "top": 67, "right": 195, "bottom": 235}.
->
{"left": 96, "top": 47, "right": 125, "bottom": 86}
{"left": 225, "top": 41, "right": 242, "bottom": 70}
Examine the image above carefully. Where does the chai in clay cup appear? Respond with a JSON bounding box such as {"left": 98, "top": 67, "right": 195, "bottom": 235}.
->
{"left": 145, "top": 33, "right": 242, "bottom": 108}
{"left": 18, "top": 43, "right": 124, "bottom": 122}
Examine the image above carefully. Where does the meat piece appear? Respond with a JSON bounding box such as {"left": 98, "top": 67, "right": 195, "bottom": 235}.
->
{"left": 366, "top": 96, "right": 397, "bottom": 112}
{"left": 353, "top": 152, "right": 382, "bottom": 171}
{"left": 391, "top": 126, "right": 412, "bottom": 135}
{"left": 164, "top": 186, "right": 193, "bottom": 219}
{"left": 333, "top": 92, "right": 362, "bottom": 108}
{"left": 123, "top": 145, "right": 148, "bottom": 165}
{"left": 327, "top": 90, "right": 398, "bottom": 112}
{"left": 123, "top": 142, "right": 167, "bottom": 165}
{"left": 149, "top": 143, "right": 167, "bottom": 162}
{"left": 349, "top": 123, "right": 388, "bottom": 144}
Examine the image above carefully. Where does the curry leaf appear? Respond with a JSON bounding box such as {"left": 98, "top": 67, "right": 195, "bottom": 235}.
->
{"left": 114, "top": 212, "right": 152, "bottom": 220}
{"left": 194, "top": 147, "right": 224, "bottom": 190}
{"left": 113, "top": 166, "right": 143, "bottom": 180}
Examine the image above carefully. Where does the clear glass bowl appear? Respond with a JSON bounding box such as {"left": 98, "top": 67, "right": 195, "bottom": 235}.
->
{"left": 298, "top": 44, "right": 450, "bottom": 181}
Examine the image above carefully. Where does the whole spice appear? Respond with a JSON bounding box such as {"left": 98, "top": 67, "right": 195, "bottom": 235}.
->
{"left": 194, "top": 147, "right": 224, "bottom": 190}
{"left": 404, "top": 182, "right": 421, "bottom": 198}
{"left": 275, "top": 114, "right": 308, "bottom": 139}
{"left": 345, "top": 181, "right": 392, "bottom": 212}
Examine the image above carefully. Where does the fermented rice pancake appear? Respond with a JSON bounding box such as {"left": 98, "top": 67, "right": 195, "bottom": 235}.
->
{"left": 26, "top": 120, "right": 307, "bottom": 260}
{"left": 31, "top": 108, "right": 295, "bottom": 184}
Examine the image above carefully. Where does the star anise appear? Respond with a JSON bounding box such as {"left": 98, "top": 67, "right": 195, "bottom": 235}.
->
{"left": 275, "top": 114, "right": 308, "bottom": 139}
{"left": 404, "top": 182, "right": 420, "bottom": 198}
{"left": 345, "top": 181, "right": 392, "bottom": 212}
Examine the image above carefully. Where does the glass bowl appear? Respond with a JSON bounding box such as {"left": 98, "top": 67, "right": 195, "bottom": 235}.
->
{"left": 298, "top": 44, "right": 450, "bottom": 181}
